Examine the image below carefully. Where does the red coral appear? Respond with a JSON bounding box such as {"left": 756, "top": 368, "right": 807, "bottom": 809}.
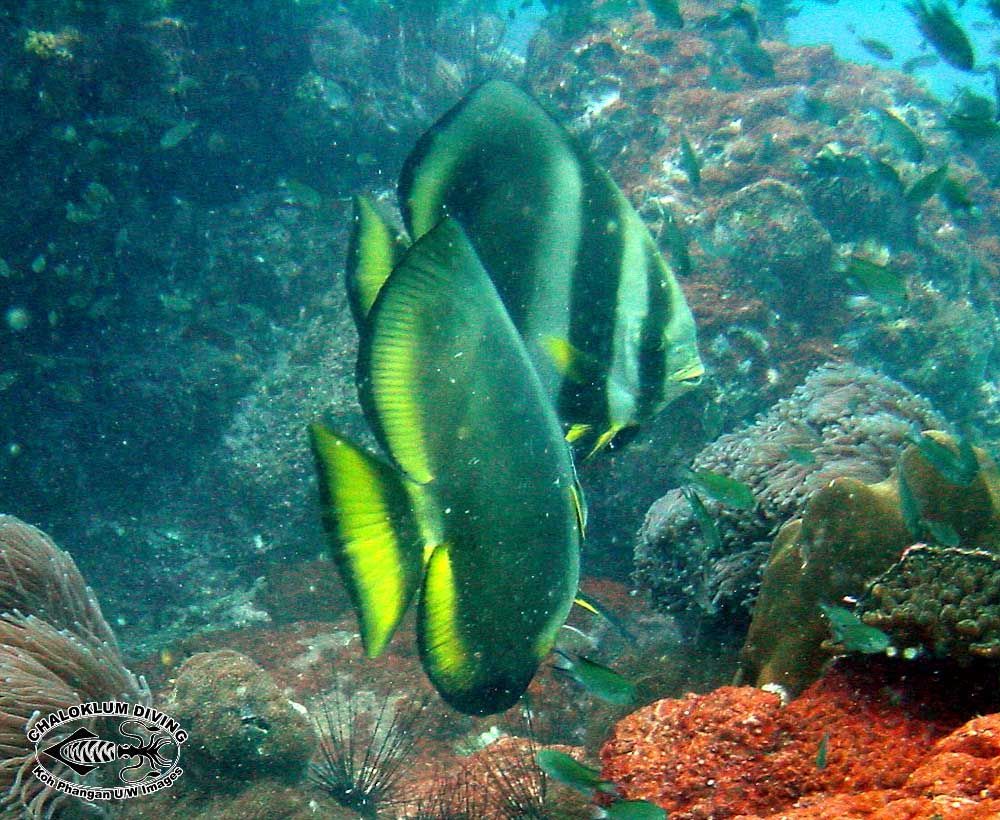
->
{"left": 600, "top": 663, "right": 985, "bottom": 819}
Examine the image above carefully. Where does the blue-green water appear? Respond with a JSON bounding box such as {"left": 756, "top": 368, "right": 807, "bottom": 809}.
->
{"left": 1, "top": 1, "right": 1000, "bottom": 817}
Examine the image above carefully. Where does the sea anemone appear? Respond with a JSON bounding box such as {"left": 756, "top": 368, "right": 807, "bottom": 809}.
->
{"left": 635, "top": 362, "right": 946, "bottom": 623}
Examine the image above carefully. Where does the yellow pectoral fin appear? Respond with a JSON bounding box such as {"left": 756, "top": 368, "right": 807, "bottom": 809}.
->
{"left": 570, "top": 479, "right": 588, "bottom": 537}
{"left": 543, "top": 336, "right": 602, "bottom": 385}
{"left": 586, "top": 425, "right": 625, "bottom": 460}
{"left": 309, "top": 422, "right": 424, "bottom": 658}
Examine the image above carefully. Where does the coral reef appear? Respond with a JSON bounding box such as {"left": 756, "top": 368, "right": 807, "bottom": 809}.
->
{"left": 600, "top": 662, "right": 995, "bottom": 820}
{"left": 528, "top": 1, "right": 1000, "bottom": 432}
{"left": 711, "top": 179, "right": 836, "bottom": 318}
{"left": 635, "top": 362, "right": 945, "bottom": 623}
{"left": 860, "top": 545, "right": 1000, "bottom": 663}
{"left": 0, "top": 514, "right": 148, "bottom": 817}
{"left": 164, "top": 650, "right": 315, "bottom": 787}
{"left": 742, "top": 433, "right": 1000, "bottom": 694}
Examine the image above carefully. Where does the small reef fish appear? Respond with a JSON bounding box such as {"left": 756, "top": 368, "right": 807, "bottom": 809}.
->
{"left": 819, "top": 604, "right": 891, "bottom": 654}
{"left": 815, "top": 731, "right": 830, "bottom": 770}
{"left": 159, "top": 119, "right": 198, "bottom": 149}
{"left": 939, "top": 176, "right": 974, "bottom": 213}
{"left": 906, "top": 164, "right": 949, "bottom": 205}
{"left": 599, "top": 800, "right": 668, "bottom": 819}
{"left": 683, "top": 486, "right": 723, "bottom": 553}
{"left": 901, "top": 53, "right": 940, "bottom": 73}
{"left": 913, "top": 431, "right": 979, "bottom": 485}
{"left": 679, "top": 133, "right": 702, "bottom": 188}
{"left": 947, "top": 90, "right": 1000, "bottom": 139}
{"left": 844, "top": 255, "right": 907, "bottom": 305}
{"left": 873, "top": 108, "right": 924, "bottom": 163}
{"left": 536, "top": 749, "right": 618, "bottom": 796}
{"left": 394, "top": 80, "right": 704, "bottom": 456}
{"left": 906, "top": 0, "right": 975, "bottom": 71}
{"left": 311, "top": 219, "right": 582, "bottom": 715}
{"left": 703, "top": 3, "right": 761, "bottom": 42}
{"left": 784, "top": 445, "right": 817, "bottom": 465}
{"left": 858, "top": 38, "right": 895, "bottom": 61}
{"left": 687, "top": 469, "right": 756, "bottom": 509}
{"left": 552, "top": 649, "right": 638, "bottom": 706}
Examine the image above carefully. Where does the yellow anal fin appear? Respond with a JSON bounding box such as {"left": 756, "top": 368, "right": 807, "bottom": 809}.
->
{"left": 586, "top": 424, "right": 625, "bottom": 460}
{"left": 309, "top": 422, "right": 423, "bottom": 657}
{"left": 418, "top": 543, "right": 474, "bottom": 698}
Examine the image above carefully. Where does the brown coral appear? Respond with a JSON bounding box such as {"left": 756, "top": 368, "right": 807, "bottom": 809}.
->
{"left": 0, "top": 514, "right": 148, "bottom": 818}
{"left": 741, "top": 434, "right": 1000, "bottom": 694}
{"left": 635, "top": 362, "right": 945, "bottom": 621}
{"left": 165, "top": 650, "right": 315, "bottom": 786}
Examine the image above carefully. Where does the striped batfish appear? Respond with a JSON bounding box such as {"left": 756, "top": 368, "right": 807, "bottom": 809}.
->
{"left": 311, "top": 218, "right": 583, "bottom": 715}
{"left": 348, "top": 80, "right": 704, "bottom": 455}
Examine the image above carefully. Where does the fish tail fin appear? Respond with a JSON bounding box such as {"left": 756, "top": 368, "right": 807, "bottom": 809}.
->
{"left": 309, "top": 421, "right": 425, "bottom": 657}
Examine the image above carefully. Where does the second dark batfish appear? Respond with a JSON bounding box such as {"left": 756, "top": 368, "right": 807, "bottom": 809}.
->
{"left": 397, "top": 80, "right": 703, "bottom": 454}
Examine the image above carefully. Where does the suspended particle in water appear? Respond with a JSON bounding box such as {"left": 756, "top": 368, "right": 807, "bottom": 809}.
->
{"left": 5, "top": 307, "right": 31, "bottom": 331}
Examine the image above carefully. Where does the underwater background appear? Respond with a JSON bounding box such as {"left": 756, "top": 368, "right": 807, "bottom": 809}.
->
{"left": 4, "top": 0, "right": 1000, "bottom": 817}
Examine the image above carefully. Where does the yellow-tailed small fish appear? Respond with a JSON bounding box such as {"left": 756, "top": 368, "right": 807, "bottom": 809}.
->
{"left": 312, "top": 218, "right": 581, "bottom": 715}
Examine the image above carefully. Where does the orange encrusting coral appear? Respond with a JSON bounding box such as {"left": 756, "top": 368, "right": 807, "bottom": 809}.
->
{"left": 599, "top": 664, "right": 992, "bottom": 819}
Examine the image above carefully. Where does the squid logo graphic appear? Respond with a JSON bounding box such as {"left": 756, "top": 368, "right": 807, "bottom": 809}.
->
{"left": 28, "top": 702, "right": 187, "bottom": 802}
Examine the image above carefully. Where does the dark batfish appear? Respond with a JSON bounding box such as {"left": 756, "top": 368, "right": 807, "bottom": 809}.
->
{"left": 313, "top": 219, "right": 582, "bottom": 715}
{"left": 397, "top": 81, "right": 703, "bottom": 454}
{"left": 906, "top": 0, "right": 975, "bottom": 71}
